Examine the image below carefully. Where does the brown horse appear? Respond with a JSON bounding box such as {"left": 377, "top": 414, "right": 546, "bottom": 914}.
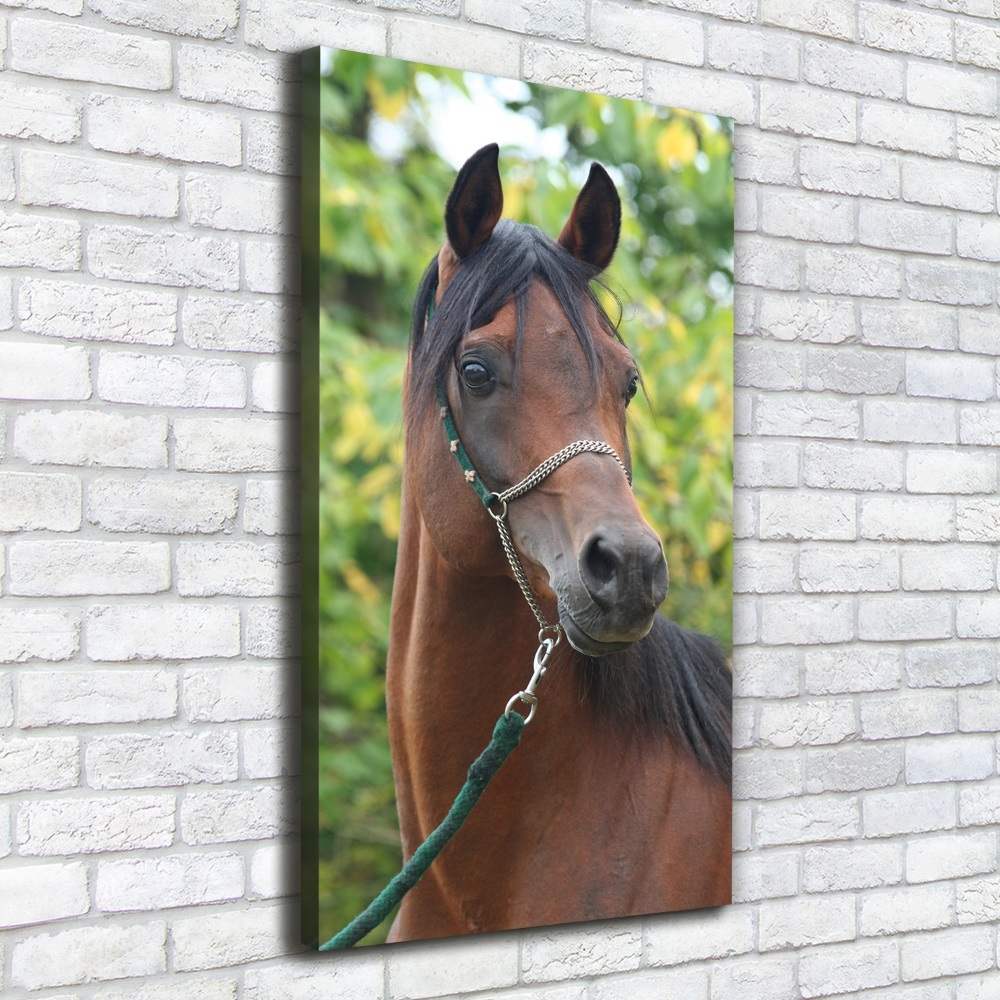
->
{"left": 386, "top": 144, "right": 731, "bottom": 942}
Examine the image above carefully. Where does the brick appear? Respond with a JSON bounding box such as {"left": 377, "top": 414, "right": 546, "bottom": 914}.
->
{"left": 804, "top": 37, "right": 904, "bottom": 98}
{"left": 902, "top": 544, "right": 994, "bottom": 592}
{"left": 465, "top": 0, "right": 584, "bottom": 40}
{"left": 859, "top": 883, "right": 952, "bottom": 937}
{"left": 19, "top": 669, "right": 176, "bottom": 727}
{"left": 590, "top": 1, "right": 702, "bottom": 64}
{"left": 860, "top": 202, "right": 951, "bottom": 256}
{"left": 245, "top": 239, "right": 299, "bottom": 294}
{"left": 87, "top": 731, "right": 238, "bottom": 789}
{"left": 181, "top": 785, "right": 294, "bottom": 844}
{"left": 907, "top": 449, "right": 996, "bottom": 494}
{"left": 732, "top": 850, "right": 799, "bottom": 903}
{"left": 732, "top": 646, "right": 799, "bottom": 699}
{"left": 251, "top": 360, "right": 297, "bottom": 412}
{"left": 958, "top": 497, "right": 1000, "bottom": 542}
{"left": 183, "top": 664, "right": 289, "bottom": 722}
{"left": 908, "top": 258, "right": 995, "bottom": 307}
{"left": 758, "top": 893, "right": 856, "bottom": 951}
{"left": 760, "top": 598, "right": 854, "bottom": 645}
{"left": 0, "top": 670, "right": 11, "bottom": 728}
{"left": 864, "top": 399, "right": 956, "bottom": 445}
{"left": 732, "top": 696, "right": 755, "bottom": 744}
{"left": 244, "top": 479, "right": 298, "bottom": 535}
{"left": 859, "top": 2, "right": 952, "bottom": 58}
{"left": 799, "top": 940, "right": 899, "bottom": 996}
{"left": 0, "top": 735, "right": 78, "bottom": 794}
{"left": 957, "top": 596, "right": 1000, "bottom": 638}
{"left": 20, "top": 149, "right": 178, "bottom": 218}
{"left": 800, "top": 141, "right": 898, "bottom": 199}
{"left": 595, "top": 970, "right": 707, "bottom": 1000}
{"left": 735, "top": 340, "right": 802, "bottom": 391}
{"left": 761, "top": 0, "right": 853, "bottom": 38}
{"left": 89, "top": 476, "right": 238, "bottom": 533}
{"left": 733, "top": 132, "right": 798, "bottom": 185}
{"left": 244, "top": 962, "right": 382, "bottom": 1000}
{"left": 99, "top": 352, "right": 246, "bottom": 408}
{"left": 0, "top": 78, "right": 81, "bottom": 142}
{"left": 735, "top": 234, "right": 799, "bottom": 290}
{"left": 861, "top": 103, "right": 953, "bottom": 157}
{"left": 10, "top": 540, "right": 169, "bottom": 597}
{"left": 89, "top": 226, "right": 239, "bottom": 291}
{"left": 758, "top": 394, "right": 860, "bottom": 438}
{"left": 811, "top": 344, "right": 906, "bottom": 394}
{"left": 958, "top": 215, "right": 1000, "bottom": 264}
{"left": 246, "top": 0, "right": 387, "bottom": 55}
{"left": 908, "top": 62, "right": 997, "bottom": 116}
{"left": 89, "top": 93, "right": 241, "bottom": 166}
{"left": 733, "top": 440, "right": 799, "bottom": 488}
{"left": 0, "top": 471, "right": 80, "bottom": 530}
{"left": 803, "top": 442, "right": 903, "bottom": 492}
{"left": 645, "top": 907, "right": 753, "bottom": 967}
{"left": 87, "top": 604, "right": 241, "bottom": 661}
{"left": 909, "top": 353, "right": 996, "bottom": 402}
{"left": 762, "top": 189, "right": 854, "bottom": 244}
{"left": 390, "top": 18, "right": 519, "bottom": 78}
{"left": 18, "top": 793, "right": 173, "bottom": 855}
{"left": 804, "top": 645, "right": 902, "bottom": 695}
{"left": 247, "top": 116, "right": 298, "bottom": 176}
{"left": 186, "top": 172, "right": 288, "bottom": 235}
{"left": 97, "top": 852, "right": 243, "bottom": 911}
{"left": 961, "top": 780, "right": 1000, "bottom": 827}
{"left": 733, "top": 542, "right": 797, "bottom": 593}
{"left": 958, "top": 120, "right": 1000, "bottom": 166}
{"left": 244, "top": 726, "right": 297, "bottom": 780}
{"left": 960, "top": 689, "right": 1000, "bottom": 732}
{"left": 956, "top": 19, "right": 1000, "bottom": 71}
{"left": 711, "top": 956, "right": 796, "bottom": 999}
{"left": 0, "top": 211, "right": 80, "bottom": 270}
{"left": 862, "top": 785, "right": 955, "bottom": 837}
{"left": 98, "top": 979, "right": 239, "bottom": 1000}
{"left": 805, "top": 246, "right": 902, "bottom": 298}
{"left": 906, "top": 734, "right": 995, "bottom": 784}
{"left": 907, "top": 642, "right": 995, "bottom": 687}
{"left": 178, "top": 45, "right": 294, "bottom": 113}
{"left": 861, "top": 691, "right": 954, "bottom": 741}
{"left": 858, "top": 595, "right": 951, "bottom": 641}
{"left": 0, "top": 861, "right": 89, "bottom": 928}
{"left": 247, "top": 604, "right": 298, "bottom": 658}
{"left": 760, "top": 492, "right": 856, "bottom": 540}
{"left": 0, "top": 608, "right": 80, "bottom": 663}
{"left": 183, "top": 295, "right": 295, "bottom": 353}
{"left": 758, "top": 294, "right": 856, "bottom": 344}
{"left": 957, "top": 874, "right": 1000, "bottom": 926}
{"left": 177, "top": 541, "right": 296, "bottom": 597}
{"left": 860, "top": 495, "right": 953, "bottom": 541}
{"left": 14, "top": 409, "right": 167, "bottom": 468}
{"left": 961, "top": 405, "right": 1000, "bottom": 446}
{"left": 175, "top": 417, "right": 296, "bottom": 472}
{"left": 20, "top": 278, "right": 176, "bottom": 346}
{"left": 903, "top": 159, "right": 995, "bottom": 213}
{"left": 0, "top": 0, "right": 81, "bottom": 14}
{"left": 249, "top": 843, "right": 294, "bottom": 899}
{"left": 11, "top": 18, "right": 170, "bottom": 89}
{"left": 645, "top": 64, "right": 755, "bottom": 124}
{"left": 0, "top": 341, "right": 90, "bottom": 400}
{"left": 799, "top": 543, "right": 898, "bottom": 593}
{"left": 524, "top": 926, "right": 638, "bottom": 986}
{"left": 805, "top": 742, "right": 903, "bottom": 793}
{"left": 901, "top": 926, "right": 995, "bottom": 981}
{"left": 860, "top": 300, "right": 957, "bottom": 351}
{"left": 761, "top": 81, "right": 857, "bottom": 142}
{"left": 759, "top": 698, "right": 856, "bottom": 748}
{"left": 12, "top": 921, "right": 166, "bottom": 990}
{"left": 734, "top": 748, "right": 802, "bottom": 799}
{"left": 88, "top": 0, "right": 239, "bottom": 38}
{"left": 959, "top": 310, "right": 1000, "bottom": 354}
{"left": 708, "top": 23, "right": 798, "bottom": 79}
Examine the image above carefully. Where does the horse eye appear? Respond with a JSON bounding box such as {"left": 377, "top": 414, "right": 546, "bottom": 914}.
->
{"left": 625, "top": 374, "right": 639, "bottom": 405}
{"left": 461, "top": 360, "right": 493, "bottom": 392}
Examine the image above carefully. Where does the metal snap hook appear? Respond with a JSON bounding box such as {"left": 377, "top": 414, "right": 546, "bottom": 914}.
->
{"left": 487, "top": 493, "right": 508, "bottom": 522}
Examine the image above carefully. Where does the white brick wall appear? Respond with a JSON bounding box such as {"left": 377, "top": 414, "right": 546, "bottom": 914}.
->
{"left": 0, "top": 1, "right": 998, "bottom": 998}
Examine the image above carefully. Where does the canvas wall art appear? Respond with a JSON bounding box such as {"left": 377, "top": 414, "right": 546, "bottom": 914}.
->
{"left": 301, "top": 46, "right": 735, "bottom": 949}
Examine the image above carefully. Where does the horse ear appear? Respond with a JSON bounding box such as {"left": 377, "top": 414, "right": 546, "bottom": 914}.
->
{"left": 557, "top": 162, "right": 621, "bottom": 272}
{"left": 444, "top": 143, "right": 503, "bottom": 259}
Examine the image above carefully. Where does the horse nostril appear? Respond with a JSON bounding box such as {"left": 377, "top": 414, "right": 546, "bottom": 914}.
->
{"left": 584, "top": 535, "right": 618, "bottom": 592}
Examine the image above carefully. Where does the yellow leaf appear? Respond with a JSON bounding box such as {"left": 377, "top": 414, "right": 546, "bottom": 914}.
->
{"left": 342, "top": 560, "right": 382, "bottom": 604}
{"left": 706, "top": 519, "right": 730, "bottom": 553}
{"left": 656, "top": 120, "right": 697, "bottom": 169}
{"left": 368, "top": 76, "right": 408, "bottom": 122}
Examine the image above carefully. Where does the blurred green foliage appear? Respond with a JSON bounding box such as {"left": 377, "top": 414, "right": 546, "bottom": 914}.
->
{"left": 316, "top": 49, "right": 733, "bottom": 945}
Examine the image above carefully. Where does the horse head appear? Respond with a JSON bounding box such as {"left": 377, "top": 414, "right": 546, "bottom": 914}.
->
{"left": 406, "top": 143, "right": 669, "bottom": 657}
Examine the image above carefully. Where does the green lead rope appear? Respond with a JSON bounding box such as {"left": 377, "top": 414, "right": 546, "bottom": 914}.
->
{"left": 319, "top": 711, "right": 526, "bottom": 950}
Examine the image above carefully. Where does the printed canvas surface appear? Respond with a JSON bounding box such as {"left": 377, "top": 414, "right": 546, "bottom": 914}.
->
{"left": 302, "top": 46, "right": 734, "bottom": 948}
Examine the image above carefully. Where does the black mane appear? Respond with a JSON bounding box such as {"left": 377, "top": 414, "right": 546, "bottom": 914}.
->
{"left": 407, "top": 218, "right": 620, "bottom": 419}
{"left": 582, "top": 615, "right": 732, "bottom": 785}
